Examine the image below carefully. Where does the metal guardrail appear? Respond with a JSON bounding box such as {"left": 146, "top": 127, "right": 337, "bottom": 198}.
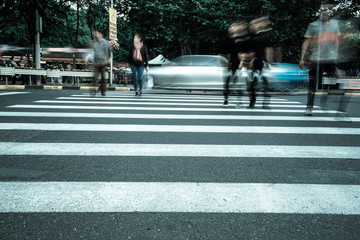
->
{"left": 0, "top": 67, "right": 95, "bottom": 86}
{"left": 323, "top": 77, "right": 360, "bottom": 90}
{"left": 1, "top": 67, "right": 133, "bottom": 87}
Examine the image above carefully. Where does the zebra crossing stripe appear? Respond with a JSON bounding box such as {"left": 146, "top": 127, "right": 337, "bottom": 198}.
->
{"left": 0, "top": 123, "right": 359, "bottom": 135}
{"left": 0, "top": 92, "right": 30, "bottom": 96}
{"left": 1, "top": 182, "right": 359, "bottom": 214}
{"left": 0, "top": 111, "right": 358, "bottom": 122}
{"left": 57, "top": 97, "right": 302, "bottom": 104}
{"left": 35, "top": 100, "right": 308, "bottom": 108}
{"left": 74, "top": 94, "right": 288, "bottom": 101}
{"left": 0, "top": 142, "right": 358, "bottom": 159}
{"left": 7, "top": 105, "right": 338, "bottom": 113}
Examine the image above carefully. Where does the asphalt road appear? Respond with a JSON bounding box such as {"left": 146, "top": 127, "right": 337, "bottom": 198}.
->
{"left": 0, "top": 89, "right": 359, "bottom": 240}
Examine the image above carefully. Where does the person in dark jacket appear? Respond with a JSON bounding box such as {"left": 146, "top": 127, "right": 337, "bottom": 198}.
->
{"left": 128, "top": 33, "right": 149, "bottom": 96}
{"left": 247, "top": 16, "right": 274, "bottom": 109}
{"left": 220, "top": 20, "right": 251, "bottom": 107}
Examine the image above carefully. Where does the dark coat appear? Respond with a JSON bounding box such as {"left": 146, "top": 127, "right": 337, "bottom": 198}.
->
{"left": 128, "top": 44, "right": 149, "bottom": 67}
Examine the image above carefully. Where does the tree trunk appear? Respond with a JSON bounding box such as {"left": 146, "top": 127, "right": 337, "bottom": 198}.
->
{"left": 66, "top": 14, "right": 74, "bottom": 45}
{"left": 74, "top": 0, "right": 80, "bottom": 45}
{"left": 180, "top": 39, "right": 192, "bottom": 55}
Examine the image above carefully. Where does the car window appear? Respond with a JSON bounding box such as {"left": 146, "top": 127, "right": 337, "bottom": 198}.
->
{"left": 172, "top": 56, "right": 227, "bottom": 67}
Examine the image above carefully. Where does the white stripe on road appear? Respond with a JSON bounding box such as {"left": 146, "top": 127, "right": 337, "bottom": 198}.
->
{"left": 0, "top": 111, "right": 358, "bottom": 122}
{"left": 0, "top": 92, "right": 30, "bottom": 96}
{"left": 35, "top": 100, "right": 308, "bottom": 108}
{"left": 74, "top": 94, "right": 288, "bottom": 101}
{"left": 1, "top": 182, "right": 359, "bottom": 214}
{"left": 0, "top": 143, "right": 358, "bottom": 158}
{"left": 58, "top": 97, "right": 302, "bottom": 104}
{"left": 1, "top": 123, "right": 359, "bottom": 135}
{"left": 7, "top": 105, "right": 336, "bottom": 113}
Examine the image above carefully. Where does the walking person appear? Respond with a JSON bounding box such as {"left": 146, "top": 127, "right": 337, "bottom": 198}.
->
{"left": 86, "top": 29, "right": 112, "bottom": 96}
{"left": 220, "top": 20, "right": 251, "bottom": 107}
{"left": 247, "top": 16, "right": 274, "bottom": 109}
{"left": 299, "top": 2, "right": 350, "bottom": 121}
{"left": 9, "top": 56, "right": 18, "bottom": 85}
{"left": 128, "top": 33, "right": 149, "bottom": 96}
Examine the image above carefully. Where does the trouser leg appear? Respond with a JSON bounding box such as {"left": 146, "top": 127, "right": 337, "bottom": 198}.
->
{"left": 138, "top": 66, "right": 144, "bottom": 92}
{"left": 248, "top": 73, "right": 257, "bottom": 107}
{"left": 262, "top": 75, "right": 271, "bottom": 107}
{"left": 100, "top": 66, "right": 107, "bottom": 94}
{"left": 223, "top": 74, "right": 231, "bottom": 101}
{"left": 91, "top": 67, "right": 99, "bottom": 96}
{"left": 306, "top": 66, "right": 318, "bottom": 108}
{"left": 338, "top": 90, "right": 351, "bottom": 113}
{"left": 131, "top": 66, "right": 138, "bottom": 91}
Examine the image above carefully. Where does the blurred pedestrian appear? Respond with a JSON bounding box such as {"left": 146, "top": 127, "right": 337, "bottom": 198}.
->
{"left": 64, "top": 63, "right": 74, "bottom": 84}
{"left": 247, "top": 16, "right": 274, "bottom": 109}
{"left": 128, "top": 33, "right": 149, "bottom": 96}
{"left": 86, "top": 29, "right": 112, "bottom": 96}
{"left": 9, "top": 56, "right": 18, "bottom": 85}
{"left": 299, "top": 2, "right": 350, "bottom": 121}
{"left": 18, "top": 56, "right": 29, "bottom": 85}
{"left": 220, "top": 20, "right": 252, "bottom": 107}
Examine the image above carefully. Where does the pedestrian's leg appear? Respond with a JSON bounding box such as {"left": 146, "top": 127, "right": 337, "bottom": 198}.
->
{"left": 138, "top": 66, "right": 145, "bottom": 95}
{"left": 262, "top": 74, "right": 271, "bottom": 109}
{"left": 131, "top": 66, "right": 139, "bottom": 95}
{"left": 92, "top": 66, "right": 100, "bottom": 96}
{"left": 338, "top": 89, "right": 352, "bottom": 113}
{"left": 223, "top": 73, "right": 231, "bottom": 106}
{"left": 319, "top": 92, "right": 328, "bottom": 109}
{"left": 334, "top": 89, "right": 352, "bottom": 122}
{"left": 248, "top": 71, "right": 257, "bottom": 108}
{"left": 100, "top": 66, "right": 107, "bottom": 96}
{"left": 306, "top": 67, "right": 317, "bottom": 109}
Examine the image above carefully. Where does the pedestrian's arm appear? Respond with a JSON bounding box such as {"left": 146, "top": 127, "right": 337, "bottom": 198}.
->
{"left": 334, "top": 37, "right": 339, "bottom": 61}
{"left": 108, "top": 45, "right": 112, "bottom": 66}
{"left": 299, "top": 38, "right": 310, "bottom": 69}
{"left": 265, "top": 47, "right": 274, "bottom": 63}
{"left": 144, "top": 45, "right": 149, "bottom": 71}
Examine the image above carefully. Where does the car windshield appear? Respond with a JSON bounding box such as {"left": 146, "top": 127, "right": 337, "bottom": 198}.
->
{"left": 172, "top": 56, "right": 227, "bottom": 67}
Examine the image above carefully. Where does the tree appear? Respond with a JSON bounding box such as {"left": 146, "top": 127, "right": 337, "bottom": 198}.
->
{"left": 1, "top": 0, "right": 359, "bottom": 64}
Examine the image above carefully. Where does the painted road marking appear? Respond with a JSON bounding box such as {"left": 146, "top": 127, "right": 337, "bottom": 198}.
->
{"left": 1, "top": 182, "right": 359, "bottom": 214}
{"left": 0, "top": 123, "right": 359, "bottom": 135}
{"left": 0, "top": 91, "right": 30, "bottom": 96}
{"left": 57, "top": 97, "right": 303, "bottom": 104}
{"left": 34, "top": 100, "right": 310, "bottom": 108}
{"left": 0, "top": 111, "right": 358, "bottom": 122}
{"left": 0, "top": 143, "right": 358, "bottom": 159}
{"left": 7, "top": 105, "right": 337, "bottom": 113}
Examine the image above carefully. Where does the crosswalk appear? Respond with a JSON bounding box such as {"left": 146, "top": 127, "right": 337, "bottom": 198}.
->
{"left": 0, "top": 91, "right": 359, "bottom": 237}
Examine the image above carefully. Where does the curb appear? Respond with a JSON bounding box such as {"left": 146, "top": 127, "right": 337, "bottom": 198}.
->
{"left": 0, "top": 85, "right": 131, "bottom": 91}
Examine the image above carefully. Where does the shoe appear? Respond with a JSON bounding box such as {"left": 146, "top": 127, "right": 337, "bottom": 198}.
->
{"left": 262, "top": 105, "right": 271, "bottom": 109}
{"left": 139, "top": 91, "right": 142, "bottom": 96}
{"left": 135, "top": 91, "right": 138, "bottom": 96}
{"left": 247, "top": 103, "right": 255, "bottom": 109}
{"left": 335, "top": 112, "right": 352, "bottom": 123}
{"left": 222, "top": 100, "right": 228, "bottom": 107}
{"left": 305, "top": 107, "right": 313, "bottom": 116}
{"left": 101, "top": 92, "right": 106, "bottom": 96}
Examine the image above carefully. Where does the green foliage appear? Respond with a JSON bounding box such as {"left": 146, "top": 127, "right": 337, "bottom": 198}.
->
{"left": 1, "top": 0, "right": 359, "bottom": 64}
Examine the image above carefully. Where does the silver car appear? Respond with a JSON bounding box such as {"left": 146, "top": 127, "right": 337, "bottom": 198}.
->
{"left": 149, "top": 55, "right": 231, "bottom": 90}
{"left": 149, "top": 55, "right": 308, "bottom": 91}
